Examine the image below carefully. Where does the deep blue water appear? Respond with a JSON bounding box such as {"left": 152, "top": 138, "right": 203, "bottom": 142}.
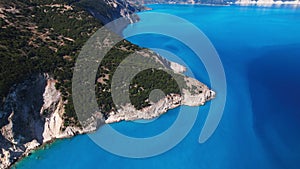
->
{"left": 15, "top": 5, "right": 300, "bottom": 169}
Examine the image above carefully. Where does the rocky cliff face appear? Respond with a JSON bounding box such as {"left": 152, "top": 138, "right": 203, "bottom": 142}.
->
{"left": 0, "top": 64, "right": 214, "bottom": 169}
{"left": 0, "top": 1, "right": 215, "bottom": 169}
{"left": 106, "top": 76, "right": 215, "bottom": 123}
{"left": 100, "top": 48, "right": 215, "bottom": 123}
{"left": 0, "top": 74, "right": 82, "bottom": 169}
{"left": 0, "top": 0, "right": 146, "bottom": 167}
{"left": 0, "top": 0, "right": 144, "bottom": 167}
{"left": 79, "top": 0, "right": 147, "bottom": 24}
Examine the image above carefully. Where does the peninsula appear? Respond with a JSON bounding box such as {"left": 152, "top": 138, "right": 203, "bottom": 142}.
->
{"left": 0, "top": 0, "right": 214, "bottom": 168}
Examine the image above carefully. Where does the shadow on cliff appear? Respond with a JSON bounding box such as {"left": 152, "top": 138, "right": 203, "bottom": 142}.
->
{"left": 247, "top": 43, "right": 300, "bottom": 169}
{"left": 0, "top": 74, "right": 46, "bottom": 148}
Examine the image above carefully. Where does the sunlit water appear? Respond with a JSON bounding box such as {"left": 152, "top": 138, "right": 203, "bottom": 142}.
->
{"left": 15, "top": 5, "right": 300, "bottom": 169}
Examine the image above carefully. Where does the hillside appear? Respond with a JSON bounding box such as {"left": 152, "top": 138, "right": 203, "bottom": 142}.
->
{"left": 0, "top": 0, "right": 214, "bottom": 168}
{"left": 0, "top": 0, "right": 141, "bottom": 167}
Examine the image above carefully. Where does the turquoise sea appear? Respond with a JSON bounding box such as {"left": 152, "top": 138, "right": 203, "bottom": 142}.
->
{"left": 15, "top": 5, "right": 300, "bottom": 169}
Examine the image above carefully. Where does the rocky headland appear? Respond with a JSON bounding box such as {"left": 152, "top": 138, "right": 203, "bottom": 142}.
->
{"left": 0, "top": 0, "right": 215, "bottom": 168}
{"left": 0, "top": 61, "right": 215, "bottom": 169}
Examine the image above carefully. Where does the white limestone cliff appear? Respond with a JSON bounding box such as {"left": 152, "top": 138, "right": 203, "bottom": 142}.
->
{"left": 0, "top": 56, "right": 215, "bottom": 169}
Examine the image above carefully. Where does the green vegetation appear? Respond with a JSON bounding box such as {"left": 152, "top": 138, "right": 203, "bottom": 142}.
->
{"left": 95, "top": 40, "right": 185, "bottom": 115}
{"left": 95, "top": 41, "right": 138, "bottom": 118}
{"left": 0, "top": 0, "right": 185, "bottom": 127}
{"left": 0, "top": 0, "right": 102, "bottom": 128}
{"left": 129, "top": 69, "right": 181, "bottom": 110}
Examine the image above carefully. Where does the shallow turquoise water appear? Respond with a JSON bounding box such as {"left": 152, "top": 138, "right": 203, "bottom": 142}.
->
{"left": 15, "top": 5, "right": 300, "bottom": 169}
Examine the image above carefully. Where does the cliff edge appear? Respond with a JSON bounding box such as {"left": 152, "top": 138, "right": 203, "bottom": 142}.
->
{"left": 0, "top": 0, "right": 215, "bottom": 168}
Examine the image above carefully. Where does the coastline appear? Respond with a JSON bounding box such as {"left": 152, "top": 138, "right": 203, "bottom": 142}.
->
{"left": 235, "top": 0, "right": 300, "bottom": 6}
{"left": 3, "top": 2, "right": 217, "bottom": 168}
{"left": 7, "top": 39, "right": 215, "bottom": 169}
{"left": 9, "top": 67, "right": 215, "bottom": 169}
{"left": 4, "top": 2, "right": 213, "bottom": 168}
{"left": 11, "top": 138, "right": 59, "bottom": 168}
{"left": 9, "top": 4, "right": 300, "bottom": 169}
{"left": 144, "top": 1, "right": 300, "bottom": 7}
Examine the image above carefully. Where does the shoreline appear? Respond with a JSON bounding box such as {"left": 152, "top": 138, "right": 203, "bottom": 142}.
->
{"left": 11, "top": 138, "right": 59, "bottom": 168}
{"left": 144, "top": 2, "right": 300, "bottom": 7}
{"left": 5, "top": 2, "right": 293, "bottom": 168}
{"left": 9, "top": 39, "right": 215, "bottom": 169}
{"left": 1, "top": 1, "right": 215, "bottom": 169}
{"left": 6, "top": 2, "right": 212, "bottom": 168}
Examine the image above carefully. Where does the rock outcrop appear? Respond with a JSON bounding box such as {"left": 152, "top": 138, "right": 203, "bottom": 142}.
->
{"left": 106, "top": 76, "right": 215, "bottom": 123}
{"left": 0, "top": 52, "right": 215, "bottom": 168}
{"left": 0, "top": 63, "right": 215, "bottom": 169}
{"left": 0, "top": 1, "right": 216, "bottom": 168}
{"left": 0, "top": 75, "right": 83, "bottom": 169}
{"left": 41, "top": 78, "right": 83, "bottom": 142}
{"left": 79, "top": 0, "right": 147, "bottom": 24}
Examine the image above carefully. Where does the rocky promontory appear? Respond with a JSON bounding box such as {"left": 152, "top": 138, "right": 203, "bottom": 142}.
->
{"left": 0, "top": 0, "right": 215, "bottom": 168}
{"left": 0, "top": 63, "right": 215, "bottom": 169}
